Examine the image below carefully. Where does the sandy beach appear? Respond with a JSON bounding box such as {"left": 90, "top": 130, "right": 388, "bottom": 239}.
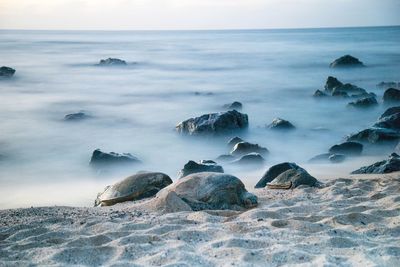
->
{"left": 1, "top": 173, "right": 399, "bottom": 266}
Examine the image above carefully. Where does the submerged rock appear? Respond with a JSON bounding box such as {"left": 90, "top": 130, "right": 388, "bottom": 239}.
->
{"left": 267, "top": 118, "right": 295, "bottom": 130}
{"left": 347, "top": 96, "right": 378, "bottom": 108}
{"left": 230, "top": 141, "right": 269, "bottom": 157}
{"left": 329, "top": 141, "right": 363, "bottom": 156}
{"left": 95, "top": 172, "right": 172, "bottom": 206}
{"left": 215, "top": 154, "right": 236, "bottom": 162}
{"left": 0, "top": 66, "right": 16, "bottom": 78}
{"left": 231, "top": 153, "right": 265, "bottom": 165}
{"left": 64, "top": 112, "right": 89, "bottom": 121}
{"left": 98, "top": 58, "right": 127, "bottom": 66}
{"left": 153, "top": 172, "right": 257, "bottom": 211}
{"left": 383, "top": 88, "right": 400, "bottom": 103}
{"left": 223, "top": 101, "right": 243, "bottom": 110}
{"left": 178, "top": 160, "right": 224, "bottom": 178}
{"left": 227, "top": 136, "right": 243, "bottom": 149}
{"left": 377, "top": 82, "right": 400, "bottom": 89}
{"left": 313, "top": 89, "right": 327, "bottom": 97}
{"left": 329, "top": 154, "right": 346, "bottom": 163}
{"left": 176, "top": 110, "right": 248, "bottom": 136}
{"left": 309, "top": 153, "right": 346, "bottom": 163}
{"left": 351, "top": 153, "right": 400, "bottom": 174}
{"left": 90, "top": 149, "right": 141, "bottom": 167}
{"left": 329, "top": 55, "right": 365, "bottom": 68}
{"left": 347, "top": 128, "right": 400, "bottom": 144}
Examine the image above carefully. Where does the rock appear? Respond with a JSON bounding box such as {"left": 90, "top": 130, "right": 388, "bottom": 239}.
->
{"left": 231, "top": 153, "right": 265, "bottom": 165}
{"left": 98, "top": 58, "right": 127, "bottom": 66}
{"left": 377, "top": 82, "right": 400, "bottom": 89}
{"left": 351, "top": 153, "right": 400, "bottom": 174}
{"left": 267, "top": 118, "right": 295, "bottom": 130}
{"left": 347, "top": 97, "right": 378, "bottom": 108}
{"left": 329, "top": 55, "right": 364, "bottom": 68}
{"left": 153, "top": 172, "right": 257, "bottom": 211}
{"left": 373, "top": 113, "right": 400, "bottom": 130}
{"left": 227, "top": 136, "right": 243, "bottom": 149}
{"left": 64, "top": 112, "right": 89, "bottom": 121}
{"left": 90, "top": 149, "right": 141, "bottom": 167}
{"left": 267, "top": 168, "right": 319, "bottom": 189}
{"left": 309, "top": 153, "right": 333, "bottom": 163}
{"left": 347, "top": 128, "right": 400, "bottom": 143}
{"left": 178, "top": 160, "right": 223, "bottom": 178}
{"left": 379, "top": 106, "right": 400, "bottom": 119}
{"left": 215, "top": 154, "right": 236, "bottom": 162}
{"left": 332, "top": 91, "right": 349, "bottom": 98}
{"left": 230, "top": 142, "right": 269, "bottom": 157}
{"left": 329, "top": 154, "right": 346, "bottom": 163}
{"left": 176, "top": 110, "right": 249, "bottom": 136}
{"left": 95, "top": 172, "right": 173, "bottom": 206}
{"left": 0, "top": 66, "right": 16, "bottom": 78}
{"left": 223, "top": 101, "right": 242, "bottom": 110}
{"left": 255, "top": 162, "right": 303, "bottom": 188}
{"left": 383, "top": 88, "right": 400, "bottom": 103}
{"left": 329, "top": 141, "right": 363, "bottom": 156}
{"left": 324, "top": 76, "right": 343, "bottom": 92}
{"left": 332, "top": 83, "right": 367, "bottom": 96}
{"left": 313, "top": 89, "right": 327, "bottom": 97}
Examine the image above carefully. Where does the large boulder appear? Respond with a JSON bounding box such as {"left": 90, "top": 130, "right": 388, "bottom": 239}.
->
{"left": 98, "top": 58, "right": 127, "bottom": 66}
{"left": 230, "top": 141, "right": 269, "bottom": 157}
{"left": 178, "top": 160, "right": 224, "bottom": 178}
{"left": 95, "top": 172, "right": 172, "bottom": 206}
{"left": 267, "top": 118, "right": 295, "bottom": 130}
{"left": 151, "top": 172, "right": 258, "bottom": 211}
{"left": 329, "top": 55, "right": 364, "bottom": 68}
{"left": 383, "top": 88, "right": 400, "bottom": 103}
{"left": 329, "top": 141, "right": 363, "bottom": 156}
{"left": 90, "top": 149, "right": 141, "bottom": 167}
{"left": 176, "top": 110, "right": 248, "bottom": 136}
{"left": 0, "top": 66, "right": 16, "bottom": 78}
{"left": 347, "top": 96, "right": 378, "bottom": 108}
{"left": 351, "top": 153, "right": 400, "bottom": 174}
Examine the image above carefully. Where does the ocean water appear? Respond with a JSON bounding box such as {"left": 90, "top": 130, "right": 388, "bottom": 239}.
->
{"left": 0, "top": 26, "right": 399, "bottom": 209}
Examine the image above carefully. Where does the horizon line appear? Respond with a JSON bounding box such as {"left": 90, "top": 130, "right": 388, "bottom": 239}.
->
{"left": 0, "top": 24, "right": 399, "bottom": 32}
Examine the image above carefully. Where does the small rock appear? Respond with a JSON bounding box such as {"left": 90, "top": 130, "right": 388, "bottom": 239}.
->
{"left": 377, "top": 82, "right": 400, "bottom": 89}
{"left": 383, "top": 88, "right": 400, "bottom": 103}
{"left": 267, "top": 118, "right": 295, "bottom": 130}
{"left": 329, "top": 141, "right": 363, "bottom": 156}
{"left": 351, "top": 153, "right": 400, "bottom": 174}
{"left": 64, "top": 112, "right": 89, "bottom": 121}
{"left": 0, "top": 66, "right": 16, "bottom": 78}
{"left": 178, "top": 160, "right": 224, "bottom": 178}
{"left": 223, "top": 101, "right": 242, "bottom": 110}
{"left": 98, "top": 58, "right": 127, "bottom": 66}
{"left": 231, "top": 153, "right": 265, "bottom": 165}
{"left": 231, "top": 142, "right": 269, "bottom": 157}
{"left": 215, "top": 154, "right": 236, "bottom": 163}
{"left": 347, "top": 97, "right": 378, "bottom": 108}
{"left": 90, "top": 149, "right": 141, "bottom": 167}
{"left": 329, "top": 55, "right": 364, "bottom": 68}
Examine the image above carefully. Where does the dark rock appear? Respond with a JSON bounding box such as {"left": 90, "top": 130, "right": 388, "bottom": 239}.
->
{"left": 379, "top": 106, "right": 400, "bottom": 119}
{"left": 99, "top": 58, "right": 127, "bottom": 66}
{"left": 90, "top": 149, "right": 141, "bottom": 167}
{"left": 329, "top": 141, "right": 363, "bottom": 156}
{"left": 332, "top": 90, "right": 349, "bottom": 98}
{"left": 383, "top": 88, "right": 400, "bottom": 103}
{"left": 329, "top": 154, "right": 346, "bottom": 163}
{"left": 95, "top": 172, "right": 173, "bottom": 206}
{"left": 377, "top": 82, "right": 400, "bottom": 89}
{"left": 313, "top": 89, "right": 327, "bottom": 97}
{"left": 267, "top": 168, "right": 318, "bottom": 188}
{"left": 231, "top": 153, "right": 265, "bottom": 165}
{"left": 324, "top": 76, "right": 343, "bottom": 92}
{"left": 230, "top": 142, "right": 269, "bottom": 157}
{"left": 309, "top": 153, "right": 346, "bottom": 163}
{"left": 227, "top": 136, "right": 243, "bottom": 149}
{"left": 267, "top": 118, "right": 295, "bottom": 130}
{"left": 64, "top": 112, "right": 89, "bottom": 121}
{"left": 178, "top": 160, "right": 224, "bottom": 178}
{"left": 0, "top": 66, "right": 16, "bottom": 77}
{"left": 223, "top": 101, "right": 242, "bottom": 110}
{"left": 374, "top": 113, "right": 400, "bottom": 130}
{"left": 332, "top": 83, "right": 367, "bottom": 96}
{"left": 347, "top": 128, "right": 400, "bottom": 143}
{"left": 176, "top": 110, "right": 248, "bottom": 136}
{"left": 347, "top": 97, "right": 378, "bottom": 108}
{"left": 351, "top": 153, "right": 400, "bottom": 174}
{"left": 255, "top": 162, "right": 302, "bottom": 188}
{"left": 329, "top": 55, "right": 365, "bottom": 68}
{"left": 215, "top": 154, "right": 236, "bottom": 162}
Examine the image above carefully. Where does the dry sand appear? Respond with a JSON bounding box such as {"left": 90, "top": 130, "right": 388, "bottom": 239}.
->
{"left": 1, "top": 173, "right": 399, "bottom": 266}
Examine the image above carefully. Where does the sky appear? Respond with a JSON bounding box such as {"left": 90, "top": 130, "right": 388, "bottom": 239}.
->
{"left": 0, "top": 0, "right": 399, "bottom": 30}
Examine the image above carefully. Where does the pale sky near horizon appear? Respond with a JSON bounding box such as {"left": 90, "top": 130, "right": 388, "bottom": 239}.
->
{"left": 0, "top": 0, "right": 399, "bottom": 30}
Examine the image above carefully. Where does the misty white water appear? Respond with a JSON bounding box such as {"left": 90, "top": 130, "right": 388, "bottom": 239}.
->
{"left": 1, "top": 27, "right": 399, "bottom": 209}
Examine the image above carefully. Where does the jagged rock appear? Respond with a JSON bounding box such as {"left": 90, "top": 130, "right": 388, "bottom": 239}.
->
{"left": 379, "top": 106, "right": 400, "bottom": 119}
{"left": 95, "top": 172, "right": 172, "bottom": 206}
{"left": 347, "top": 128, "right": 400, "bottom": 143}
{"left": 351, "top": 153, "right": 400, "bottom": 174}
{"left": 178, "top": 160, "right": 223, "bottom": 178}
{"left": 383, "top": 88, "right": 400, "bottom": 103}
{"left": 329, "top": 55, "right": 364, "bottom": 68}
{"left": 90, "top": 149, "right": 141, "bottom": 167}
{"left": 99, "top": 58, "right": 127, "bottom": 66}
{"left": 231, "top": 153, "right": 265, "bottom": 165}
{"left": 329, "top": 141, "right": 363, "bottom": 156}
{"left": 64, "top": 112, "right": 89, "bottom": 121}
{"left": 227, "top": 136, "right": 243, "bottom": 149}
{"left": 348, "top": 97, "right": 378, "bottom": 108}
{"left": 309, "top": 153, "right": 346, "bottom": 163}
{"left": 267, "top": 118, "right": 295, "bottom": 130}
{"left": 231, "top": 142, "right": 269, "bottom": 157}
{"left": 153, "top": 172, "right": 258, "bottom": 211}
{"left": 324, "top": 76, "right": 343, "bottom": 92}
{"left": 374, "top": 113, "right": 400, "bottom": 130}
{"left": 223, "top": 101, "right": 242, "bottom": 110}
{"left": 176, "top": 110, "right": 248, "bottom": 136}
{"left": 0, "top": 66, "right": 16, "bottom": 78}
